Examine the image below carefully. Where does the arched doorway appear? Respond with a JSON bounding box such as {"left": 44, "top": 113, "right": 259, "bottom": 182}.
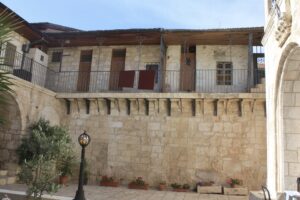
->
{"left": 0, "top": 93, "right": 23, "bottom": 176}
{"left": 276, "top": 44, "right": 300, "bottom": 191}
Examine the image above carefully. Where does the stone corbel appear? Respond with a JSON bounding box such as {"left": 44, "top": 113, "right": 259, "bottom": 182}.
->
{"left": 96, "top": 98, "right": 108, "bottom": 115}
{"left": 87, "top": 98, "right": 97, "bottom": 115}
{"left": 129, "top": 98, "right": 139, "bottom": 115}
{"left": 228, "top": 99, "right": 240, "bottom": 116}
{"left": 169, "top": 98, "right": 180, "bottom": 116}
{"left": 108, "top": 98, "right": 119, "bottom": 116}
{"left": 158, "top": 98, "right": 168, "bottom": 116}
{"left": 203, "top": 99, "right": 215, "bottom": 115}
{"left": 195, "top": 99, "right": 204, "bottom": 116}
{"left": 251, "top": 99, "right": 256, "bottom": 113}
{"left": 275, "top": 12, "right": 292, "bottom": 47}
{"left": 138, "top": 99, "right": 146, "bottom": 115}
{"left": 147, "top": 98, "right": 157, "bottom": 116}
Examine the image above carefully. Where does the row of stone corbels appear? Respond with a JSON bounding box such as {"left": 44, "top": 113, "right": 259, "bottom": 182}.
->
{"left": 64, "top": 97, "right": 266, "bottom": 117}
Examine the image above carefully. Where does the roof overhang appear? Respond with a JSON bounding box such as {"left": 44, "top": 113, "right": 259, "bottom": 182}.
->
{"left": 45, "top": 27, "right": 264, "bottom": 47}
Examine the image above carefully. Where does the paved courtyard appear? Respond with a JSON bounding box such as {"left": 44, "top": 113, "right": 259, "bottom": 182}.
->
{"left": 0, "top": 184, "right": 249, "bottom": 200}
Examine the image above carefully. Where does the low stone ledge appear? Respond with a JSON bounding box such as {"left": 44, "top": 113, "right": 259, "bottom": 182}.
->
{"left": 224, "top": 187, "right": 248, "bottom": 196}
{"left": 197, "top": 185, "right": 223, "bottom": 194}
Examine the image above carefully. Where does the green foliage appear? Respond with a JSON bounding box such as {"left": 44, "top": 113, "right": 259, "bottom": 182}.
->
{"left": 0, "top": 9, "right": 19, "bottom": 125}
{"left": 18, "top": 156, "right": 60, "bottom": 200}
{"left": 17, "top": 119, "right": 73, "bottom": 164}
{"left": 0, "top": 8, "right": 23, "bottom": 43}
{"left": 17, "top": 119, "right": 74, "bottom": 199}
{"left": 130, "top": 177, "right": 146, "bottom": 186}
{"left": 182, "top": 183, "right": 190, "bottom": 189}
{"left": 56, "top": 154, "right": 75, "bottom": 176}
{"left": 171, "top": 183, "right": 181, "bottom": 189}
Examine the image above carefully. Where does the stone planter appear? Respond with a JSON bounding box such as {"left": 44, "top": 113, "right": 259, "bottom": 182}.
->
{"left": 128, "top": 183, "right": 149, "bottom": 190}
{"left": 99, "top": 181, "right": 119, "bottom": 187}
{"left": 197, "top": 185, "right": 223, "bottom": 194}
{"left": 224, "top": 187, "right": 248, "bottom": 196}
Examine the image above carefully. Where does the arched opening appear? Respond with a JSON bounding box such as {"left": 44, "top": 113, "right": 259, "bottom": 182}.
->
{"left": 0, "top": 93, "right": 23, "bottom": 176}
{"left": 277, "top": 45, "right": 300, "bottom": 191}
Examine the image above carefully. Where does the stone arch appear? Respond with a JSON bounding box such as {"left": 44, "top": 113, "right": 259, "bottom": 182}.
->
{"left": 0, "top": 92, "right": 24, "bottom": 175}
{"left": 275, "top": 42, "right": 300, "bottom": 191}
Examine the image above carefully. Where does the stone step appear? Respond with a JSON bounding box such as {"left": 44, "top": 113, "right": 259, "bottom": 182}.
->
{"left": 251, "top": 87, "right": 265, "bottom": 93}
{"left": 255, "top": 84, "right": 265, "bottom": 90}
{"left": 7, "top": 176, "right": 17, "bottom": 184}
{"left": 0, "top": 170, "right": 8, "bottom": 176}
{"left": 0, "top": 176, "right": 17, "bottom": 185}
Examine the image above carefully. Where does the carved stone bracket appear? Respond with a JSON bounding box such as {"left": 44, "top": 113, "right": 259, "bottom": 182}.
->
{"left": 275, "top": 12, "right": 292, "bottom": 47}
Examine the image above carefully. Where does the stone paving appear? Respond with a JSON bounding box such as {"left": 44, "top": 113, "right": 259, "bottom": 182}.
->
{"left": 0, "top": 184, "right": 249, "bottom": 200}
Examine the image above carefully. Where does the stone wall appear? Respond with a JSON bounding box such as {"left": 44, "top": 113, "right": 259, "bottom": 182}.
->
{"left": 1, "top": 77, "right": 267, "bottom": 189}
{"left": 0, "top": 76, "right": 65, "bottom": 175}
{"left": 59, "top": 93, "right": 266, "bottom": 190}
{"left": 263, "top": 0, "right": 300, "bottom": 193}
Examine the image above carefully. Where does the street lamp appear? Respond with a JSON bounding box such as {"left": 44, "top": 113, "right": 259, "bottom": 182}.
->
{"left": 74, "top": 131, "right": 91, "bottom": 200}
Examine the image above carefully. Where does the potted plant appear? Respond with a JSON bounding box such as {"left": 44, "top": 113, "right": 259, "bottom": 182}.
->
{"left": 99, "top": 175, "right": 119, "bottom": 187}
{"left": 171, "top": 183, "right": 190, "bottom": 192}
{"left": 58, "top": 155, "right": 75, "bottom": 185}
{"left": 226, "top": 178, "right": 242, "bottom": 188}
{"left": 158, "top": 181, "right": 167, "bottom": 191}
{"left": 128, "top": 177, "right": 149, "bottom": 190}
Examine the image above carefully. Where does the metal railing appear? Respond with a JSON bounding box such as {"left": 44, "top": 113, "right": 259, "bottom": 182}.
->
{"left": 0, "top": 47, "right": 265, "bottom": 93}
{"left": 47, "top": 69, "right": 265, "bottom": 93}
{"left": 0, "top": 48, "right": 56, "bottom": 88}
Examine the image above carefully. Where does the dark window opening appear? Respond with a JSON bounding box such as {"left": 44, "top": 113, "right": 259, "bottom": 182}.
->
{"left": 146, "top": 63, "right": 159, "bottom": 84}
{"left": 217, "top": 62, "right": 232, "bottom": 85}
{"left": 51, "top": 51, "right": 62, "bottom": 62}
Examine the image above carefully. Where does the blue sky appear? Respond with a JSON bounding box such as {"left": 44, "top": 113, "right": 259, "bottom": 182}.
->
{"left": 2, "top": 0, "right": 264, "bottom": 30}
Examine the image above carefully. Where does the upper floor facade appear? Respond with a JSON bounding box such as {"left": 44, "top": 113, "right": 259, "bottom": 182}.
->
{"left": 0, "top": 2, "right": 265, "bottom": 94}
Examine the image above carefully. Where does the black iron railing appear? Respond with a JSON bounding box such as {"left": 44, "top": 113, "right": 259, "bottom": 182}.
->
{"left": 0, "top": 48, "right": 265, "bottom": 93}
{"left": 47, "top": 69, "right": 265, "bottom": 93}
{"left": 0, "top": 48, "right": 56, "bottom": 88}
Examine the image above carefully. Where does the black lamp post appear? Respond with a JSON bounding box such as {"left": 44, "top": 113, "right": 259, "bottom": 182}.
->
{"left": 74, "top": 131, "right": 91, "bottom": 200}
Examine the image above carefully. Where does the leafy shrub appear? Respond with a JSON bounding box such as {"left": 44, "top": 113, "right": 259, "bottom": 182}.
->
{"left": 17, "top": 119, "right": 74, "bottom": 199}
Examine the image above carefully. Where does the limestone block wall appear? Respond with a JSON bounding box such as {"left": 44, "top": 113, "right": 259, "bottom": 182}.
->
{"left": 60, "top": 93, "right": 267, "bottom": 190}
{"left": 0, "top": 77, "right": 65, "bottom": 175}
{"left": 196, "top": 45, "right": 248, "bottom": 93}
{"left": 263, "top": 0, "right": 300, "bottom": 193}
{"left": 165, "top": 45, "right": 181, "bottom": 92}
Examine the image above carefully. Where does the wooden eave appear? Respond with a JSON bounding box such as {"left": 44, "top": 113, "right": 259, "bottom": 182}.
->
{"left": 45, "top": 27, "right": 263, "bottom": 47}
{"left": 45, "top": 29, "right": 162, "bottom": 47}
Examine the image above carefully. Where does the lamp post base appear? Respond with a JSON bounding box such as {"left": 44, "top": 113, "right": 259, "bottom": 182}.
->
{"left": 74, "top": 189, "right": 85, "bottom": 200}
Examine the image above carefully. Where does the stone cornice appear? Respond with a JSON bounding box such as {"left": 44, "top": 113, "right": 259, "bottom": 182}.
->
{"left": 56, "top": 92, "right": 265, "bottom": 100}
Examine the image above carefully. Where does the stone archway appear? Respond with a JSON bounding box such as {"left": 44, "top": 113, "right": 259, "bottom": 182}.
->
{"left": 0, "top": 93, "right": 23, "bottom": 176}
{"left": 276, "top": 44, "right": 300, "bottom": 191}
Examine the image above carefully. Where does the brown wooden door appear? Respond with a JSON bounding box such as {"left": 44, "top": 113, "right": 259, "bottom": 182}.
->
{"left": 4, "top": 42, "right": 16, "bottom": 67}
{"left": 77, "top": 50, "right": 92, "bottom": 92}
{"left": 109, "top": 49, "right": 126, "bottom": 90}
{"left": 180, "top": 50, "right": 196, "bottom": 91}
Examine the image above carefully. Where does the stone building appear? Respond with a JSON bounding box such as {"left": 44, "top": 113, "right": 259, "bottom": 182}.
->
{"left": 0, "top": 2, "right": 267, "bottom": 190}
{"left": 263, "top": 0, "right": 300, "bottom": 197}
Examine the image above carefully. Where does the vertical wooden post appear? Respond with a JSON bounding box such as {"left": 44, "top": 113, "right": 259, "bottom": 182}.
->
{"left": 248, "top": 33, "right": 254, "bottom": 91}
{"left": 159, "top": 32, "right": 166, "bottom": 92}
